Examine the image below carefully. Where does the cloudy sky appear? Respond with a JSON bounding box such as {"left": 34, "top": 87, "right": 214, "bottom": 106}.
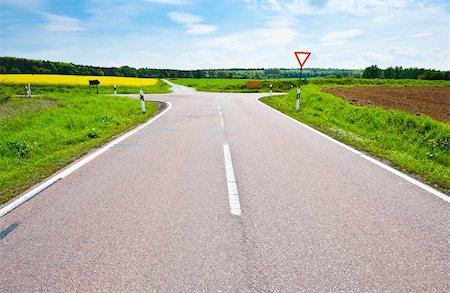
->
{"left": 0, "top": 0, "right": 448, "bottom": 70}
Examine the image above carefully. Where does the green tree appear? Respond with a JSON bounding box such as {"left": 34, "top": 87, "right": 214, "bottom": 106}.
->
{"left": 362, "top": 65, "right": 381, "bottom": 78}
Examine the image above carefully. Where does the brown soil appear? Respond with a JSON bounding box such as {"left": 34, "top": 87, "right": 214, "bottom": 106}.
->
{"left": 323, "top": 86, "right": 450, "bottom": 122}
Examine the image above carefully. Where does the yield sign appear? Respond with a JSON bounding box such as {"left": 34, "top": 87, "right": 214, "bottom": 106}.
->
{"left": 294, "top": 51, "right": 311, "bottom": 68}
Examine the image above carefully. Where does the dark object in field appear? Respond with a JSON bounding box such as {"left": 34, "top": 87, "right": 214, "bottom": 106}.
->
{"left": 247, "top": 80, "right": 262, "bottom": 89}
{"left": 89, "top": 80, "right": 100, "bottom": 94}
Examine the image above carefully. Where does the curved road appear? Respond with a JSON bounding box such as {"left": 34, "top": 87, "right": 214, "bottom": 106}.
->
{"left": 1, "top": 82, "right": 448, "bottom": 292}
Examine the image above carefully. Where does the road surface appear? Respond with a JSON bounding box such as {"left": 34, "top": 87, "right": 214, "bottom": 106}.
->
{"left": 1, "top": 82, "right": 449, "bottom": 292}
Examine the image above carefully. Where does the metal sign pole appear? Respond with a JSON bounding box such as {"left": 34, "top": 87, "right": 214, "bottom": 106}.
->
{"left": 294, "top": 51, "right": 310, "bottom": 112}
{"left": 296, "top": 67, "right": 303, "bottom": 112}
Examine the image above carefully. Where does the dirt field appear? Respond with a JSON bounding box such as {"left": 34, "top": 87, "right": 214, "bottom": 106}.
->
{"left": 323, "top": 86, "right": 449, "bottom": 122}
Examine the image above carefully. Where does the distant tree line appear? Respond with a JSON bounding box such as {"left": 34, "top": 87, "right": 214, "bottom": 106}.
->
{"left": 1, "top": 57, "right": 448, "bottom": 80}
{"left": 0, "top": 57, "right": 361, "bottom": 79}
{"left": 362, "top": 65, "right": 449, "bottom": 80}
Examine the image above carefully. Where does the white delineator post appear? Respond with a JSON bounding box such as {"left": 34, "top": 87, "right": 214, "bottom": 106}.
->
{"left": 25, "top": 83, "right": 31, "bottom": 98}
{"left": 114, "top": 85, "right": 117, "bottom": 95}
{"left": 295, "top": 87, "right": 301, "bottom": 112}
{"left": 270, "top": 83, "right": 273, "bottom": 97}
{"left": 140, "top": 90, "right": 146, "bottom": 113}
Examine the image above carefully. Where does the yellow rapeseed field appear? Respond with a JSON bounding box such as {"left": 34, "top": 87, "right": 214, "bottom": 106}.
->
{"left": 0, "top": 74, "right": 158, "bottom": 87}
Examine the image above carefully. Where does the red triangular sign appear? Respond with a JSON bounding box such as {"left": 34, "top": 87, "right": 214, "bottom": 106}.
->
{"left": 294, "top": 51, "right": 311, "bottom": 68}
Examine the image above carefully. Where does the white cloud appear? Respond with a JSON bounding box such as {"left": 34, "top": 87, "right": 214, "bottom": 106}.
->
{"left": 186, "top": 24, "right": 218, "bottom": 35}
{"left": 363, "top": 52, "right": 395, "bottom": 63}
{"left": 287, "top": 0, "right": 321, "bottom": 14}
{"left": 168, "top": 11, "right": 217, "bottom": 35}
{"left": 325, "top": 0, "right": 408, "bottom": 15}
{"left": 266, "top": 0, "right": 283, "bottom": 11}
{"left": 42, "top": 13, "right": 84, "bottom": 32}
{"left": 243, "top": 0, "right": 411, "bottom": 15}
{"left": 319, "top": 29, "right": 362, "bottom": 44}
{"left": 168, "top": 11, "right": 203, "bottom": 24}
{"left": 412, "top": 32, "right": 433, "bottom": 38}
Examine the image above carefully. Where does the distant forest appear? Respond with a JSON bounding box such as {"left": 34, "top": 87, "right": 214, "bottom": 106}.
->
{"left": 1, "top": 57, "right": 448, "bottom": 80}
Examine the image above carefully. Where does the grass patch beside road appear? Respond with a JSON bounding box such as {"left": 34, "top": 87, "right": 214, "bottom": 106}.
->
{"left": 261, "top": 84, "right": 450, "bottom": 193}
{"left": 0, "top": 85, "right": 160, "bottom": 203}
{"left": 170, "top": 78, "right": 297, "bottom": 92}
{"left": 171, "top": 78, "right": 448, "bottom": 93}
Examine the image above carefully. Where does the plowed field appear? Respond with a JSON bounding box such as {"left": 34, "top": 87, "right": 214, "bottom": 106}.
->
{"left": 324, "top": 86, "right": 449, "bottom": 122}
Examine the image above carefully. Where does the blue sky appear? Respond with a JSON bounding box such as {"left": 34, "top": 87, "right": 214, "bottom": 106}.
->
{"left": 0, "top": 0, "right": 449, "bottom": 70}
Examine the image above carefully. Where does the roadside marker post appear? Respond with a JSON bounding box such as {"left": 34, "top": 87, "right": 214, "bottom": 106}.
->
{"left": 114, "top": 84, "right": 117, "bottom": 95}
{"left": 140, "top": 90, "right": 146, "bottom": 114}
{"left": 294, "top": 51, "right": 311, "bottom": 112}
{"left": 25, "top": 83, "right": 31, "bottom": 98}
{"left": 270, "top": 83, "right": 273, "bottom": 97}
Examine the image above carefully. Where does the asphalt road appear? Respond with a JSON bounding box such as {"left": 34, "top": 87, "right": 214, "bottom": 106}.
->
{"left": 1, "top": 82, "right": 449, "bottom": 292}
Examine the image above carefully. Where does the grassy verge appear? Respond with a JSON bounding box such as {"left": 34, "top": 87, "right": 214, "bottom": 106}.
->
{"left": 170, "top": 78, "right": 448, "bottom": 93}
{"left": 261, "top": 84, "right": 450, "bottom": 193}
{"left": 170, "top": 78, "right": 299, "bottom": 92}
{"left": 1, "top": 79, "right": 171, "bottom": 96}
{"left": 0, "top": 84, "right": 161, "bottom": 203}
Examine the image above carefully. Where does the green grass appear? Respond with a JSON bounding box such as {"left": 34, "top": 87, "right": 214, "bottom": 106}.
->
{"left": 1, "top": 79, "right": 171, "bottom": 96}
{"left": 0, "top": 84, "right": 161, "bottom": 203}
{"left": 261, "top": 84, "right": 450, "bottom": 193}
{"left": 170, "top": 78, "right": 299, "bottom": 92}
{"left": 171, "top": 78, "right": 449, "bottom": 93}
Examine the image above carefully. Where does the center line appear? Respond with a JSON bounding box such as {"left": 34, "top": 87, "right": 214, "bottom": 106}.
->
{"left": 223, "top": 144, "right": 241, "bottom": 216}
{"left": 217, "top": 97, "right": 225, "bottom": 128}
{"left": 219, "top": 111, "right": 225, "bottom": 128}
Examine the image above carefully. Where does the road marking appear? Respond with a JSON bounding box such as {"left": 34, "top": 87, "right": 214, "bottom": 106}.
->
{"left": 258, "top": 98, "right": 449, "bottom": 204}
{"left": 219, "top": 111, "right": 225, "bottom": 128}
{"left": 223, "top": 144, "right": 242, "bottom": 216}
{"left": 217, "top": 97, "right": 225, "bottom": 128}
{"left": 0, "top": 102, "right": 173, "bottom": 219}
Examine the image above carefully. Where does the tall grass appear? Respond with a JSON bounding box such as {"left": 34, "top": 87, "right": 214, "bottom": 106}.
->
{"left": 261, "top": 85, "right": 450, "bottom": 192}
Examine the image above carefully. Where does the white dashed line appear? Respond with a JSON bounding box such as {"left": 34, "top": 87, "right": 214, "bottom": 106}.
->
{"left": 217, "top": 97, "right": 225, "bottom": 128}
{"left": 223, "top": 144, "right": 242, "bottom": 216}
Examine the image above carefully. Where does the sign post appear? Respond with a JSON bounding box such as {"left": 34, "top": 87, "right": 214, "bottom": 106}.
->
{"left": 89, "top": 80, "right": 100, "bottom": 95}
{"left": 294, "top": 51, "right": 311, "bottom": 112}
{"left": 140, "top": 90, "right": 146, "bottom": 114}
